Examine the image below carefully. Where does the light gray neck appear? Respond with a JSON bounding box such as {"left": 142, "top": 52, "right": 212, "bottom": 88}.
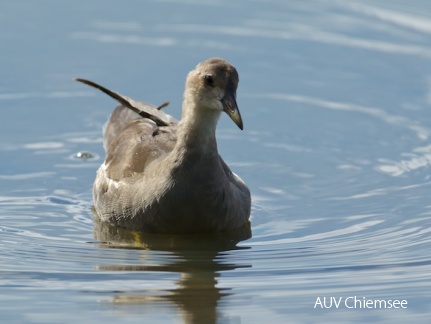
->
{"left": 174, "top": 94, "right": 221, "bottom": 158}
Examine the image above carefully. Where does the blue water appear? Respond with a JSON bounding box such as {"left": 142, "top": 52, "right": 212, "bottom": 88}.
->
{"left": 1, "top": 0, "right": 431, "bottom": 323}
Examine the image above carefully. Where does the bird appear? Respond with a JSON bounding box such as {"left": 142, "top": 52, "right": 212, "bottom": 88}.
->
{"left": 75, "top": 58, "right": 251, "bottom": 234}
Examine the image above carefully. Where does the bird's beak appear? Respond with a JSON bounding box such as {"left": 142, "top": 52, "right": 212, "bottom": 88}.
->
{"left": 221, "top": 83, "right": 243, "bottom": 130}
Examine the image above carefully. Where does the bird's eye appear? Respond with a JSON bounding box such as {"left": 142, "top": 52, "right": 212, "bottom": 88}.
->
{"left": 204, "top": 75, "right": 215, "bottom": 86}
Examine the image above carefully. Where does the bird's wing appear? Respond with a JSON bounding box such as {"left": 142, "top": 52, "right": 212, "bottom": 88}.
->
{"left": 103, "top": 114, "right": 178, "bottom": 181}
{"left": 74, "top": 78, "right": 178, "bottom": 181}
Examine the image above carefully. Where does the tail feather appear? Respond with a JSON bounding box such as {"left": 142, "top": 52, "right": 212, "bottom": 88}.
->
{"left": 74, "top": 78, "right": 176, "bottom": 126}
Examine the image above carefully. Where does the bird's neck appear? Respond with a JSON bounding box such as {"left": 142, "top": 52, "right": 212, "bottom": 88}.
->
{"left": 174, "top": 95, "right": 221, "bottom": 159}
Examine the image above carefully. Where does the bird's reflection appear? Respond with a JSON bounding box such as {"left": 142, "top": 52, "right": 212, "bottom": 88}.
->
{"left": 93, "top": 216, "right": 252, "bottom": 324}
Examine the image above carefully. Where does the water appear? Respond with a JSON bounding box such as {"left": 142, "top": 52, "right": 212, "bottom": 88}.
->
{"left": 1, "top": 0, "right": 431, "bottom": 323}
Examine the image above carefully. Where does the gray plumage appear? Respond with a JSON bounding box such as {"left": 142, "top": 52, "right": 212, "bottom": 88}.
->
{"left": 76, "top": 58, "right": 251, "bottom": 234}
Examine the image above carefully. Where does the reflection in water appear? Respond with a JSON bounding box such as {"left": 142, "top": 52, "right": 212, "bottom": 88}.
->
{"left": 93, "top": 216, "right": 252, "bottom": 324}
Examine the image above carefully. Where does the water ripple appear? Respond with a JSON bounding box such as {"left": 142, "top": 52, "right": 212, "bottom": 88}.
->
{"left": 250, "top": 93, "right": 430, "bottom": 141}
{"left": 376, "top": 144, "right": 431, "bottom": 176}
